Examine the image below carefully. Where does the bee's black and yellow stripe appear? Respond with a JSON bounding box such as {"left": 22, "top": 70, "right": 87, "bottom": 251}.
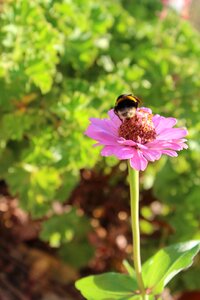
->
{"left": 115, "top": 94, "right": 141, "bottom": 113}
{"left": 116, "top": 94, "right": 140, "bottom": 105}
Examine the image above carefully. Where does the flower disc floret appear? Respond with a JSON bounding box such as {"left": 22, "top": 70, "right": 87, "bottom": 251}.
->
{"left": 118, "top": 109, "right": 156, "bottom": 144}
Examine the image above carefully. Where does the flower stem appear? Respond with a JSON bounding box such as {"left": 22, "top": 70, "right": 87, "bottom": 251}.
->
{"left": 128, "top": 163, "right": 146, "bottom": 299}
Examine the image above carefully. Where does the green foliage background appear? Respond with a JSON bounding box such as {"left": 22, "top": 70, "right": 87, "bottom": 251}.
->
{"left": 0, "top": 0, "right": 199, "bottom": 293}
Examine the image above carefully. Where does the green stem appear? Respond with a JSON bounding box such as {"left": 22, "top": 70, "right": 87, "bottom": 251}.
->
{"left": 128, "top": 163, "right": 146, "bottom": 299}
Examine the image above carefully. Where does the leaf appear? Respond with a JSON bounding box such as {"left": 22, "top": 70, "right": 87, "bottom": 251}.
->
{"left": 6, "top": 165, "right": 61, "bottom": 217}
{"left": 122, "top": 260, "right": 136, "bottom": 277}
{"left": 40, "top": 208, "right": 93, "bottom": 268}
{"left": 1, "top": 0, "right": 60, "bottom": 93}
{"left": 75, "top": 272, "right": 141, "bottom": 300}
{"left": 142, "top": 240, "right": 200, "bottom": 293}
{"left": 40, "top": 208, "right": 91, "bottom": 245}
{"left": 59, "top": 241, "right": 94, "bottom": 268}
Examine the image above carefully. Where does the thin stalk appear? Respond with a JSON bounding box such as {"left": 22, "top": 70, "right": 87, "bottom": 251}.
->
{"left": 128, "top": 163, "right": 146, "bottom": 299}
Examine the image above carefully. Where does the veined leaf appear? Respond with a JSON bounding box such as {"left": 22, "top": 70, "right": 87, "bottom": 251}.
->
{"left": 142, "top": 240, "right": 200, "bottom": 293}
{"left": 75, "top": 272, "right": 141, "bottom": 300}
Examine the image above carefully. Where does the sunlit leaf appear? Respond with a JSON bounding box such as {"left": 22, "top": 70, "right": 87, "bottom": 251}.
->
{"left": 75, "top": 272, "right": 141, "bottom": 300}
{"left": 142, "top": 241, "right": 200, "bottom": 293}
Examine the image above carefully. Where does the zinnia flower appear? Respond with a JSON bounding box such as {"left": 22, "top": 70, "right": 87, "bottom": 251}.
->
{"left": 85, "top": 107, "right": 188, "bottom": 171}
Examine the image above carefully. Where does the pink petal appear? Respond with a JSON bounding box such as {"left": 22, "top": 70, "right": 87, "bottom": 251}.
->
{"left": 157, "top": 128, "right": 188, "bottom": 140}
{"left": 101, "top": 146, "right": 116, "bottom": 157}
{"left": 85, "top": 127, "right": 118, "bottom": 145}
{"left": 130, "top": 149, "right": 148, "bottom": 171}
{"left": 145, "top": 140, "right": 167, "bottom": 150}
{"left": 180, "top": 143, "right": 188, "bottom": 149}
{"left": 172, "top": 139, "right": 188, "bottom": 149}
{"left": 108, "top": 109, "right": 122, "bottom": 127}
{"left": 117, "top": 137, "right": 137, "bottom": 147}
{"left": 89, "top": 118, "right": 118, "bottom": 136}
{"left": 152, "top": 114, "right": 161, "bottom": 128}
{"left": 146, "top": 139, "right": 188, "bottom": 153}
{"left": 162, "top": 150, "right": 178, "bottom": 157}
{"left": 154, "top": 141, "right": 183, "bottom": 151}
{"left": 177, "top": 138, "right": 187, "bottom": 142}
{"left": 115, "top": 147, "right": 134, "bottom": 159}
{"left": 142, "top": 149, "right": 161, "bottom": 161}
{"left": 153, "top": 115, "right": 177, "bottom": 134}
{"left": 117, "top": 138, "right": 147, "bottom": 149}
{"left": 101, "top": 145, "right": 134, "bottom": 159}
{"left": 166, "top": 142, "right": 185, "bottom": 151}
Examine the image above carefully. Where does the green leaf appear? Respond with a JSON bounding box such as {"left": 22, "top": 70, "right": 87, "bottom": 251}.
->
{"left": 40, "top": 208, "right": 91, "bottom": 245}
{"left": 75, "top": 272, "right": 141, "bottom": 300}
{"left": 6, "top": 165, "right": 61, "bottom": 217}
{"left": 142, "top": 240, "right": 200, "bottom": 293}
{"left": 59, "top": 241, "right": 94, "bottom": 268}
{"left": 122, "top": 260, "right": 136, "bottom": 277}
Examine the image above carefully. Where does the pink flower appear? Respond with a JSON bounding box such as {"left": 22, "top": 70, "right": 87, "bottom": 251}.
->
{"left": 85, "top": 107, "right": 188, "bottom": 171}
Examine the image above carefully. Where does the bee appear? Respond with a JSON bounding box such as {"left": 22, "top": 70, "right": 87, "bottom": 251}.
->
{"left": 114, "top": 94, "right": 141, "bottom": 122}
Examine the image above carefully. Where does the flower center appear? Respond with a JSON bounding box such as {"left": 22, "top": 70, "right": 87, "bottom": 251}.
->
{"left": 118, "top": 109, "right": 156, "bottom": 144}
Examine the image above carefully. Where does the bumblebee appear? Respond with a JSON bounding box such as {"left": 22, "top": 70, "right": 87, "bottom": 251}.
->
{"left": 114, "top": 94, "right": 141, "bottom": 121}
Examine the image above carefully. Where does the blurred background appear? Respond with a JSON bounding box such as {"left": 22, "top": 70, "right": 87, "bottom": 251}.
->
{"left": 0, "top": 0, "right": 200, "bottom": 299}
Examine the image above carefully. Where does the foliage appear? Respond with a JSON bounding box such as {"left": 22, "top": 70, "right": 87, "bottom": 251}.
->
{"left": 142, "top": 241, "right": 200, "bottom": 294}
{"left": 76, "top": 241, "right": 200, "bottom": 299}
{"left": 0, "top": 0, "right": 200, "bottom": 290}
{"left": 40, "top": 207, "right": 93, "bottom": 268}
{"left": 76, "top": 272, "right": 139, "bottom": 300}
